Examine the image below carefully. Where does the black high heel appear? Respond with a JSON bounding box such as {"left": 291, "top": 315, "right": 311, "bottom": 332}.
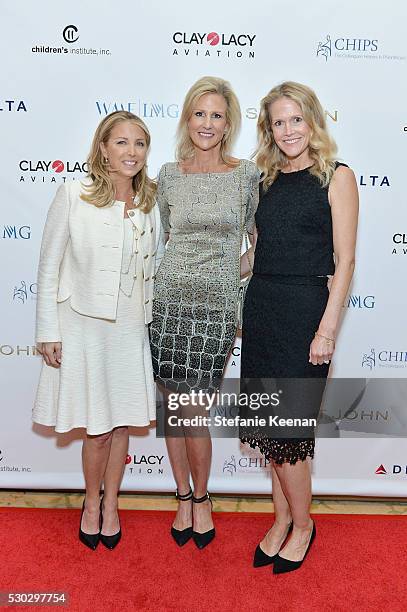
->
{"left": 273, "top": 521, "right": 316, "bottom": 574}
{"left": 79, "top": 498, "right": 101, "bottom": 550}
{"left": 192, "top": 492, "right": 215, "bottom": 550}
{"left": 253, "top": 521, "right": 293, "bottom": 567}
{"left": 171, "top": 488, "right": 193, "bottom": 547}
{"left": 100, "top": 496, "right": 122, "bottom": 550}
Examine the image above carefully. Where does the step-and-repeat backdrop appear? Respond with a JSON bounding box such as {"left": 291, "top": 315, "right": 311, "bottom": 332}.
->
{"left": 1, "top": 0, "right": 406, "bottom": 495}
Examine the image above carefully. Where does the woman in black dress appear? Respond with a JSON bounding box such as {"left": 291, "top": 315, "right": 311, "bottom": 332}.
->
{"left": 240, "top": 82, "right": 358, "bottom": 573}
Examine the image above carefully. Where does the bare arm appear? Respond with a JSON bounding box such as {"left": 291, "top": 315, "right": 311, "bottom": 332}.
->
{"left": 309, "top": 166, "right": 359, "bottom": 365}
{"left": 240, "top": 226, "right": 258, "bottom": 278}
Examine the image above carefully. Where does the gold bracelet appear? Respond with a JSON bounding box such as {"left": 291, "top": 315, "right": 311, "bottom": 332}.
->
{"left": 315, "top": 331, "right": 335, "bottom": 344}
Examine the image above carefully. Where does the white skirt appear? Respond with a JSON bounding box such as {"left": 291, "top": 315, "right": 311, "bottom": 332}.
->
{"left": 33, "top": 220, "right": 156, "bottom": 435}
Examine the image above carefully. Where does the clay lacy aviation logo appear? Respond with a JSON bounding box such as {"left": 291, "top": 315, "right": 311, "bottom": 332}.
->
{"left": 392, "top": 233, "right": 407, "bottom": 255}
{"left": 125, "top": 454, "right": 165, "bottom": 475}
{"left": 172, "top": 31, "right": 256, "bottom": 60}
{"left": 18, "top": 159, "right": 88, "bottom": 184}
{"left": 362, "top": 348, "right": 407, "bottom": 370}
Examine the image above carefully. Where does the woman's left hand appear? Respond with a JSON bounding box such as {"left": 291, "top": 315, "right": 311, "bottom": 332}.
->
{"left": 309, "top": 334, "right": 334, "bottom": 366}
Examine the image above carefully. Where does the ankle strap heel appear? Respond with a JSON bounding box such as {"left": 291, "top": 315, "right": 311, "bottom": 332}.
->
{"left": 175, "top": 488, "right": 193, "bottom": 501}
{"left": 192, "top": 492, "right": 215, "bottom": 549}
{"left": 192, "top": 492, "right": 212, "bottom": 505}
{"left": 171, "top": 488, "right": 193, "bottom": 547}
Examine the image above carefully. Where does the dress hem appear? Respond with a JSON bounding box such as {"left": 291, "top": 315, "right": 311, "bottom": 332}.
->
{"left": 32, "top": 417, "right": 156, "bottom": 436}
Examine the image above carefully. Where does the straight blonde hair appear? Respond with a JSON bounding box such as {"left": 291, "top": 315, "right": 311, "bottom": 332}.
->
{"left": 255, "top": 81, "right": 337, "bottom": 190}
{"left": 176, "top": 76, "right": 241, "bottom": 165}
{"left": 81, "top": 111, "right": 156, "bottom": 212}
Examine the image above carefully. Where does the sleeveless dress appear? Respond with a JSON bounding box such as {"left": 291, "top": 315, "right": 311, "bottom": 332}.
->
{"left": 150, "top": 160, "right": 259, "bottom": 393}
{"left": 240, "top": 164, "right": 346, "bottom": 464}
{"left": 33, "top": 217, "right": 156, "bottom": 435}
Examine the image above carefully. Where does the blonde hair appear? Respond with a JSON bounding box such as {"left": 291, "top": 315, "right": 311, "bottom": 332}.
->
{"left": 176, "top": 76, "right": 241, "bottom": 165}
{"left": 81, "top": 111, "right": 156, "bottom": 212}
{"left": 255, "top": 81, "right": 337, "bottom": 190}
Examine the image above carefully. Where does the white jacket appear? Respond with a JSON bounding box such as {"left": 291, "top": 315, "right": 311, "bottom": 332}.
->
{"left": 36, "top": 179, "right": 165, "bottom": 343}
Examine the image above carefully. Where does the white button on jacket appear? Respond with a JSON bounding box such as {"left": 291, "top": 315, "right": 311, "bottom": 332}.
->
{"left": 36, "top": 178, "right": 165, "bottom": 343}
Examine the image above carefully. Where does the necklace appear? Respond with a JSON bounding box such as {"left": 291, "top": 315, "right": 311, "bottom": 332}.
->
{"left": 119, "top": 213, "right": 141, "bottom": 298}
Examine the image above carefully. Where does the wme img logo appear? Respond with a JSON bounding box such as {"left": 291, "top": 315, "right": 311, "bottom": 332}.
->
{"left": 96, "top": 101, "right": 179, "bottom": 119}
{"left": 347, "top": 295, "right": 375, "bottom": 309}
{"left": 2, "top": 225, "right": 31, "bottom": 239}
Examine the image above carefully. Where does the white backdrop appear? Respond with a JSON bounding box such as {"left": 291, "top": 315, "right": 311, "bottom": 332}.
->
{"left": 1, "top": 0, "right": 407, "bottom": 495}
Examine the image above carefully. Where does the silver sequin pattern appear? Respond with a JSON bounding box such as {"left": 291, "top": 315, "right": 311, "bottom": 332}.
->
{"left": 150, "top": 160, "right": 259, "bottom": 392}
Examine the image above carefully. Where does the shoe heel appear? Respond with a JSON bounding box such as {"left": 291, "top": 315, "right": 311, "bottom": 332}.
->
{"left": 100, "top": 496, "right": 122, "bottom": 550}
{"left": 171, "top": 488, "right": 193, "bottom": 547}
{"left": 253, "top": 521, "right": 293, "bottom": 568}
{"left": 192, "top": 492, "right": 215, "bottom": 550}
{"left": 79, "top": 499, "right": 100, "bottom": 550}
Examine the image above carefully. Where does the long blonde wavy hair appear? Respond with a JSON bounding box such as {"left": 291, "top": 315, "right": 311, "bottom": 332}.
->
{"left": 176, "top": 76, "right": 241, "bottom": 166}
{"left": 255, "top": 81, "right": 337, "bottom": 190}
{"left": 81, "top": 111, "right": 156, "bottom": 212}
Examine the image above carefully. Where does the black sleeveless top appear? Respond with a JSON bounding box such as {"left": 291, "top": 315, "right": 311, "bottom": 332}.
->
{"left": 253, "top": 163, "right": 347, "bottom": 277}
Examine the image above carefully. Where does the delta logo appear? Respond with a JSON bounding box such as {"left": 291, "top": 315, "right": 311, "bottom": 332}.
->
{"left": 18, "top": 159, "right": 88, "bottom": 184}
{"left": 172, "top": 31, "right": 256, "bottom": 60}
{"left": 375, "top": 464, "right": 387, "bottom": 474}
{"left": 375, "top": 464, "right": 407, "bottom": 476}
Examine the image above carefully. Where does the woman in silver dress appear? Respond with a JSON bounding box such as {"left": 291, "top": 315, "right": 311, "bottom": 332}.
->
{"left": 150, "top": 76, "right": 259, "bottom": 548}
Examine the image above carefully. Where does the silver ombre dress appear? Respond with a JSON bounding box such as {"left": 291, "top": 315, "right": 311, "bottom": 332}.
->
{"left": 150, "top": 160, "right": 259, "bottom": 392}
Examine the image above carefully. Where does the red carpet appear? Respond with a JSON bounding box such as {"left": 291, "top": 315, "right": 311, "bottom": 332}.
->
{"left": 1, "top": 508, "right": 406, "bottom": 612}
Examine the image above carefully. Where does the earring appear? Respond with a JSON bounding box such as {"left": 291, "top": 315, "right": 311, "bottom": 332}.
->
{"left": 104, "top": 157, "right": 109, "bottom": 164}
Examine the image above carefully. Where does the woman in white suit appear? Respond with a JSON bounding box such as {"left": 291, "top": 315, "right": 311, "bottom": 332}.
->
{"left": 33, "top": 111, "right": 164, "bottom": 550}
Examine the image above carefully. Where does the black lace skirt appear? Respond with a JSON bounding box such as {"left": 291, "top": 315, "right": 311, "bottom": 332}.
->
{"left": 239, "top": 275, "right": 329, "bottom": 465}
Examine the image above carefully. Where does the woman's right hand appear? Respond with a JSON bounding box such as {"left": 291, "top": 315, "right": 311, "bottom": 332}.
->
{"left": 39, "top": 342, "right": 62, "bottom": 368}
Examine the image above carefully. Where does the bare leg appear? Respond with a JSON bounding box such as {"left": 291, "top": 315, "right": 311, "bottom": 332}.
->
{"left": 101, "top": 426, "right": 129, "bottom": 536}
{"left": 163, "top": 386, "right": 212, "bottom": 534}
{"left": 185, "top": 435, "right": 213, "bottom": 534}
{"left": 165, "top": 436, "right": 192, "bottom": 530}
{"left": 259, "top": 463, "right": 292, "bottom": 555}
{"left": 273, "top": 458, "right": 314, "bottom": 561}
{"left": 81, "top": 430, "right": 113, "bottom": 533}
